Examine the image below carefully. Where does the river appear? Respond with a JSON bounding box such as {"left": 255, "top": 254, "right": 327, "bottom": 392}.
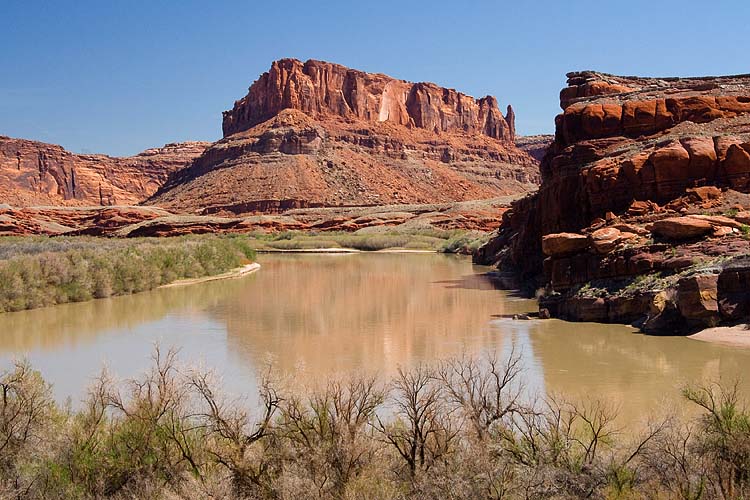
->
{"left": 0, "top": 253, "right": 747, "bottom": 426}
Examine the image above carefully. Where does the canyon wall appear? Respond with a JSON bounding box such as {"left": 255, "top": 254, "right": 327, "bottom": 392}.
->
{"left": 477, "top": 71, "right": 750, "bottom": 333}
{"left": 0, "top": 137, "right": 209, "bottom": 206}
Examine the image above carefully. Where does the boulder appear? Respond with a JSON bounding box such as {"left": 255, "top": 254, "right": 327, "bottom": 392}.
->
{"left": 718, "top": 266, "right": 750, "bottom": 320}
{"left": 612, "top": 223, "right": 650, "bottom": 235}
{"left": 541, "top": 232, "right": 590, "bottom": 256}
{"left": 652, "top": 217, "right": 713, "bottom": 240}
{"left": 686, "top": 185, "right": 722, "bottom": 202}
{"left": 722, "top": 143, "right": 750, "bottom": 189}
{"left": 677, "top": 274, "right": 720, "bottom": 326}
{"left": 589, "top": 227, "right": 621, "bottom": 254}
{"left": 650, "top": 141, "right": 691, "bottom": 197}
{"left": 689, "top": 214, "right": 744, "bottom": 229}
{"left": 681, "top": 137, "right": 718, "bottom": 177}
{"left": 736, "top": 211, "right": 750, "bottom": 224}
{"left": 712, "top": 226, "right": 735, "bottom": 237}
{"left": 627, "top": 200, "right": 660, "bottom": 216}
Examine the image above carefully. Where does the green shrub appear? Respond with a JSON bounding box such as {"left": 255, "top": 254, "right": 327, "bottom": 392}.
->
{"left": 0, "top": 236, "right": 256, "bottom": 313}
{"left": 439, "top": 232, "right": 489, "bottom": 254}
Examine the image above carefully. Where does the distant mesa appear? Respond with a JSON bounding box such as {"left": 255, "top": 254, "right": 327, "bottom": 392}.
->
{"left": 1, "top": 58, "right": 543, "bottom": 236}
{"left": 222, "top": 58, "right": 517, "bottom": 142}
{"left": 148, "top": 58, "right": 540, "bottom": 215}
{"left": 0, "top": 136, "right": 209, "bottom": 207}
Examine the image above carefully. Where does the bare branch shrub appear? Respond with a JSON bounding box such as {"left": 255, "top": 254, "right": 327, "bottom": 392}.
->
{"left": 0, "top": 349, "right": 748, "bottom": 499}
{"left": 277, "top": 375, "right": 385, "bottom": 498}
{"left": 376, "top": 365, "right": 460, "bottom": 480}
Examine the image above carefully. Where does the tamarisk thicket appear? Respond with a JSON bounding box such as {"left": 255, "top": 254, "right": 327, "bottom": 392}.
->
{"left": 0, "top": 349, "right": 748, "bottom": 499}
{"left": 0, "top": 236, "right": 256, "bottom": 312}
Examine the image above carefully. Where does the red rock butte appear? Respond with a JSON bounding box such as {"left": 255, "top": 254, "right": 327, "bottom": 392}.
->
{"left": 222, "top": 58, "right": 516, "bottom": 142}
{"left": 148, "top": 59, "right": 539, "bottom": 215}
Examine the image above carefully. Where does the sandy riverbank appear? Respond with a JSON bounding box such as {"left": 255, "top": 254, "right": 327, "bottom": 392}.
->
{"left": 159, "top": 262, "right": 261, "bottom": 288}
{"left": 689, "top": 324, "right": 750, "bottom": 348}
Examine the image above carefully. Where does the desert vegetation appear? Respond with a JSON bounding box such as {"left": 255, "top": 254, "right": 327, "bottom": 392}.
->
{"left": 1, "top": 349, "right": 748, "bottom": 499}
{"left": 246, "top": 229, "right": 490, "bottom": 253}
{"left": 0, "top": 236, "right": 256, "bottom": 313}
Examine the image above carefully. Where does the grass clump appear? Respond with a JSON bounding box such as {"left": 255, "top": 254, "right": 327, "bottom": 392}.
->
{"left": 247, "top": 229, "right": 480, "bottom": 252}
{"left": 439, "top": 231, "right": 490, "bottom": 254}
{"left": 0, "top": 235, "right": 256, "bottom": 313}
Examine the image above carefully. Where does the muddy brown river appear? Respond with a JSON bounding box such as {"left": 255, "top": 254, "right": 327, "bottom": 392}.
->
{"left": 0, "top": 253, "right": 747, "bottom": 426}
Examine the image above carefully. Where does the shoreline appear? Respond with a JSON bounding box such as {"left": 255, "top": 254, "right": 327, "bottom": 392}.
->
{"left": 688, "top": 324, "right": 750, "bottom": 348}
{"left": 159, "top": 262, "right": 261, "bottom": 288}
{"left": 255, "top": 248, "right": 438, "bottom": 254}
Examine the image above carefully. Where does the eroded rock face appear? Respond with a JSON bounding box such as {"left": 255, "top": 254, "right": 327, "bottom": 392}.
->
{"left": 222, "top": 59, "right": 516, "bottom": 142}
{"left": 0, "top": 137, "right": 209, "bottom": 206}
{"left": 149, "top": 60, "right": 540, "bottom": 215}
{"left": 477, "top": 70, "right": 750, "bottom": 333}
{"left": 479, "top": 71, "right": 750, "bottom": 274}
{"left": 677, "top": 274, "right": 720, "bottom": 327}
{"left": 0, "top": 198, "right": 512, "bottom": 237}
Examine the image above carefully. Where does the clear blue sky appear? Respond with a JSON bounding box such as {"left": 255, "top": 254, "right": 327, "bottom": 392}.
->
{"left": 2, "top": 0, "right": 748, "bottom": 156}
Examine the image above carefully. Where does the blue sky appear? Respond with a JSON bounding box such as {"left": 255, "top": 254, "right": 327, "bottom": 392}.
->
{"left": 2, "top": 0, "right": 748, "bottom": 156}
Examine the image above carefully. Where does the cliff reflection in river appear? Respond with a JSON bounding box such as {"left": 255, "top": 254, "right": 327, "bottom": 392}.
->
{"left": 0, "top": 253, "right": 747, "bottom": 426}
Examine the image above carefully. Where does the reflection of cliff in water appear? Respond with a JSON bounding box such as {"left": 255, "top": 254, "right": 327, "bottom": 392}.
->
{"left": 525, "top": 319, "right": 750, "bottom": 424}
{"left": 219, "top": 254, "right": 535, "bottom": 376}
{"left": 0, "top": 275, "right": 254, "bottom": 352}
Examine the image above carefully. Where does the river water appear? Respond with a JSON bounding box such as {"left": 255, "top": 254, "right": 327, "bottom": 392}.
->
{"left": 0, "top": 253, "right": 747, "bottom": 426}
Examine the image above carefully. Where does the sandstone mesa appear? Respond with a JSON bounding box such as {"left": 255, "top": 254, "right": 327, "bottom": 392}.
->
{"left": 148, "top": 58, "right": 539, "bottom": 215}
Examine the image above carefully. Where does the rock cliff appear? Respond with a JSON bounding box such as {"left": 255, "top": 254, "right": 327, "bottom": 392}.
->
{"left": 476, "top": 71, "right": 750, "bottom": 334}
{"left": 149, "top": 59, "right": 539, "bottom": 215}
{"left": 0, "top": 137, "right": 209, "bottom": 206}
{"left": 222, "top": 59, "right": 516, "bottom": 142}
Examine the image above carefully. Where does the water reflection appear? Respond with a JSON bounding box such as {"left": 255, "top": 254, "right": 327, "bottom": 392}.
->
{"left": 523, "top": 319, "right": 750, "bottom": 424}
{"left": 0, "top": 276, "right": 248, "bottom": 352}
{"left": 0, "top": 253, "right": 746, "bottom": 426}
{"left": 220, "top": 254, "right": 532, "bottom": 376}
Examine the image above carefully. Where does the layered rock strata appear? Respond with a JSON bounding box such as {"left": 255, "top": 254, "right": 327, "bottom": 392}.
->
{"left": 222, "top": 59, "right": 517, "bottom": 141}
{"left": 148, "top": 59, "right": 539, "bottom": 215}
{"left": 476, "top": 71, "right": 750, "bottom": 333}
{"left": 0, "top": 137, "right": 209, "bottom": 206}
{"left": 0, "top": 197, "right": 515, "bottom": 237}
